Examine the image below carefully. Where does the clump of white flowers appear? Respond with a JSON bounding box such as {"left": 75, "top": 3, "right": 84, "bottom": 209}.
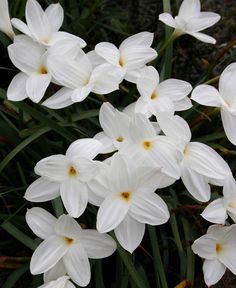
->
{"left": 2, "top": 0, "right": 236, "bottom": 286}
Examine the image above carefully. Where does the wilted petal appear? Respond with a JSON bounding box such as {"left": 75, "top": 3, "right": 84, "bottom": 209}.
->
{"left": 24, "top": 177, "right": 60, "bottom": 202}
{"left": 114, "top": 214, "right": 145, "bottom": 253}
{"left": 26, "top": 207, "right": 56, "bottom": 239}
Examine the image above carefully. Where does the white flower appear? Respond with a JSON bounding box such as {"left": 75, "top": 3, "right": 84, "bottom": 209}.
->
{"left": 11, "top": 0, "right": 85, "bottom": 47}
{"left": 156, "top": 113, "right": 232, "bottom": 202}
{"left": 192, "top": 224, "right": 236, "bottom": 287}
{"left": 159, "top": 0, "right": 220, "bottom": 44}
{"left": 201, "top": 177, "right": 236, "bottom": 224}
{"left": 95, "top": 32, "right": 157, "bottom": 83}
{"left": 95, "top": 154, "right": 170, "bottom": 253}
{"left": 39, "top": 276, "right": 75, "bottom": 288}
{"left": 24, "top": 139, "right": 102, "bottom": 218}
{"left": 136, "top": 66, "right": 192, "bottom": 115}
{"left": 42, "top": 52, "right": 123, "bottom": 109}
{"left": 191, "top": 63, "right": 236, "bottom": 146}
{"left": 7, "top": 35, "right": 52, "bottom": 103}
{"left": 26, "top": 208, "right": 116, "bottom": 287}
{"left": 0, "top": 0, "right": 15, "bottom": 39}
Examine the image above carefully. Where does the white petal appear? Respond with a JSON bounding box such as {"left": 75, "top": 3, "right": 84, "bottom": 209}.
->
{"left": 7, "top": 72, "right": 28, "bottom": 101}
{"left": 156, "top": 113, "right": 191, "bottom": 144}
{"left": 153, "top": 97, "right": 175, "bottom": 114}
{"left": 97, "top": 195, "right": 130, "bottom": 233}
{"left": 34, "top": 155, "right": 69, "bottom": 182}
{"left": 71, "top": 85, "right": 93, "bottom": 103}
{"left": 80, "top": 230, "right": 116, "bottom": 258}
{"left": 185, "top": 142, "right": 231, "bottom": 179}
{"left": 49, "top": 31, "right": 86, "bottom": 48}
{"left": 8, "top": 35, "right": 45, "bottom": 74}
{"left": 86, "top": 50, "right": 106, "bottom": 68}
{"left": 219, "top": 63, "right": 236, "bottom": 102}
{"left": 45, "top": 3, "right": 64, "bottom": 32}
{"left": 124, "top": 68, "right": 143, "bottom": 83}
{"left": 93, "top": 132, "right": 116, "bottom": 154}
{"left": 60, "top": 180, "right": 88, "bottom": 218}
{"left": 26, "top": 73, "right": 51, "bottom": 103}
{"left": 158, "top": 13, "right": 176, "bottom": 28}
{"left": 55, "top": 214, "right": 82, "bottom": 240}
{"left": 137, "top": 66, "right": 159, "bottom": 98}
{"left": 0, "top": 0, "right": 15, "bottom": 39}
{"left": 130, "top": 113, "right": 156, "bottom": 141}
{"left": 63, "top": 244, "right": 90, "bottom": 287}
{"left": 191, "top": 234, "right": 217, "bottom": 260}
{"left": 188, "top": 32, "right": 216, "bottom": 44}
{"left": 39, "top": 276, "right": 70, "bottom": 288}
{"left": 11, "top": 18, "right": 31, "bottom": 37}
{"left": 24, "top": 177, "right": 60, "bottom": 202}
{"left": 201, "top": 198, "right": 227, "bottom": 224}
{"left": 42, "top": 88, "right": 74, "bottom": 109}
{"left": 66, "top": 138, "right": 102, "bottom": 160}
{"left": 178, "top": 0, "right": 200, "bottom": 19}
{"left": 221, "top": 108, "right": 236, "bottom": 146}
{"left": 120, "top": 32, "right": 154, "bottom": 49}
{"left": 43, "top": 260, "right": 66, "bottom": 282}
{"left": 26, "top": 207, "right": 56, "bottom": 239}
{"left": 120, "top": 45, "right": 157, "bottom": 70}
{"left": 130, "top": 193, "right": 169, "bottom": 225}
{"left": 30, "top": 235, "right": 67, "bottom": 274}
{"left": 95, "top": 42, "right": 120, "bottom": 66}
{"left": 203, "top": 259, "right": 226, "bottom": 287}
{"left": 181, "top": 165, "right": 211, "bottom": 202}
{"left": 115, "top": 215, "right": 145, "bottom": 253}
{"left": 187, "top": 13, "right": 220, "bottom": 32}
{"left": 174, "top": 97, "right": 192, "bottom": 111}
{"left": 191, "top": 84, "right": 222, "bottom": 107}
{"left": 26, "top": 0, "right": 51, "bottom": 42}
{"left": 158, "top": 79, "right": 192, "bottom": 101}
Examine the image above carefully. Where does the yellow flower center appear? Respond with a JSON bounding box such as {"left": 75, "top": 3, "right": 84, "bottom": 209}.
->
{"left": 216, "top": 243, "right": 223, "bottom": 254}
{"left": 119, "top": 57, "right": 125, "bottom": 67}
{"left": 68, "top": 166, "right": 78, "bottom": 177}
{"left": 116, "top": 136, "right": 124, "bottom": 142}
{"left": 143, "top": 140, "right": 153, "bottom": 150}
{"left": 38, "top": 65, "right": 48, "bottom": 75}
{"left": 150, "top": 91, "right": 158, "bottom": 100}
{"left": 120, "top": 191, "right": 131, "bottom": 202}
{"left": 64, "top": 237, "right": 74, "bottom": 246}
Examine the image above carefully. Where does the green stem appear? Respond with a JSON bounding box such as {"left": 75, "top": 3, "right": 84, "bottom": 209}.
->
{"left": 157, "top": 31, "right": 178, "bottom": 59}
{"left": 52, "top": 198, "right": 64, "bottom": 217}
{"left": 148, "top": 225, "right": 168, "bottom": 288}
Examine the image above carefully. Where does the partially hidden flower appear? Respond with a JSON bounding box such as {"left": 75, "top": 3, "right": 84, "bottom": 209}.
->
{"left": 0, "top": 0, "right": 15, "bottom": 39}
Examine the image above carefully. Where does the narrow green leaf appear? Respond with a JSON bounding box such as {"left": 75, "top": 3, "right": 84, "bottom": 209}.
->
{"left": 2, "top": 263, "right": 29, "bottom": 288}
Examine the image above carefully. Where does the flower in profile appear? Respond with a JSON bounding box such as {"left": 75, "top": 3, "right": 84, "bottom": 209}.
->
{"left": 159, "top": 0, "right": 220, "bottom": 44}
{"left": 191, "top": 63, "right": 236, "bottom": 146}
{"left": 0, "top": 0, "right": 15, "bottom": 39}
{"left": 192, "top": 224, "right": 236, "bottom": 287}
{"left": 26, "top": 208, "right": 116, "bottom": 287}
{"left": 201, "top": 177, "right": 236, "bottom": 224}
{"left": 95, "top": 154, "right": 170, "bottom": 253}
{"left": 11, "top": 0, "right": 85, "bottom": 47}
{"left": 95, "top": 32, "right": 157, "bottom": 83}
{"left": 24, "top": 138, "right": 102, "bottom": 218}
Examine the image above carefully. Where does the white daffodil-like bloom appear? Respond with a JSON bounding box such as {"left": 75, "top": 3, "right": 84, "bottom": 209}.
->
{"left": 11, "top": 0, "right": 86, "bottom": 47}
{"left": 0, "top": 0, "right": 15, "bottom": 39}
{"left": 95, "top": 32, "right": 157, "bottom": 83}
{"left": 156, "top": 113, "right": 232, "bottom": 202}
{"left": 159, "top": 0, "right": 220, "bottom": 44}
{"left": 42, "top": 52, "right": 123, "bottom": 109}
{"left": 26, "top": 208, "right": 116, "bottom": 287}
{"left": 24, "top": 139, "right": 102, "bottom": 218}
{"left": 136, "top": 66, "right": 192, "bottom": 115}
{"left": 201, "top": 177, "right": 236, "bottom": 224}
{"left": 192, "top": 224, "right": 236, "bottom": 287}
{"left": 93, "top": 154, "right": 169, "bottom": 253}
{"left": 39, "top": 276, "right": 75, "bottom": 288}
{"left": 94, "top": 102, "right": 131, "bottom": 153}
{"left": 191, "top": 63, "right": 236, "bottom": 146}
{"left": 119, "top": 113, "right": 182, "bottom": 179}
{"left": 7, "top": 35, "right": 52, "bottom": 103}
